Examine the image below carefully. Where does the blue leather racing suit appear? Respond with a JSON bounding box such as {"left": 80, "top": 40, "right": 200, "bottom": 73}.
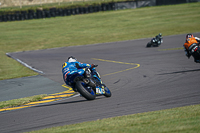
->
{"left": 62, "top": 61, "right": 92, "bottom": 88}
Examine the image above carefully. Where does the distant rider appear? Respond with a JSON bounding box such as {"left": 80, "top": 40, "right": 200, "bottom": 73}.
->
{"left": 155, "top": 33, "right": 163, "bottom": 44}
{"left": 62, "top": 56, "right": 95, "bottom": 92}
{"left": 183, "top": 34, "right": 200, "bottom": 63}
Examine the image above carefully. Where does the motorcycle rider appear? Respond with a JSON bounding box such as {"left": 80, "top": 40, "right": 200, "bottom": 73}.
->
{"left": 62, "top": 56, "right": 96, "bottom": 92}
{"left": 183, "top": 34, "right": 200, "bottom": 63}
{"left": 155, "top": 33, "right": 163, "bottom": 45}
{"left": 148, "top": 33, "right": 163, "bottom": 47}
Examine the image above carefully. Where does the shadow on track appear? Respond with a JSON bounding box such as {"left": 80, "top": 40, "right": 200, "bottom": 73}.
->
{"left": 158, "top": 69, "right": 200, "bottom": 75}
{"left": 33, "top": 97, "right": 105, "bottom": 108}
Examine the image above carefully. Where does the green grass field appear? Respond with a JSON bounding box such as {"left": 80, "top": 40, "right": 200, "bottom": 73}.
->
{"left": 0, "top": 2, "right": 200, "bottom": 133}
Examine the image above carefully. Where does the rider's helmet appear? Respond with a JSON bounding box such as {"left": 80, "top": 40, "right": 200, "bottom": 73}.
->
{"left": 186, "top": 34, "right": 194, "bottom": 40}
{"left": 67, "top": 56, "right": 77, "bottom": 63}
{"left": 159, "top": 33, "right": 162, "bottom": 37}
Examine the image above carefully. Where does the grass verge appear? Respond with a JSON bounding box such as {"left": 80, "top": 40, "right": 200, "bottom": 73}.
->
{"left": 0, "top": 94, "right": 47, "bottom": 109}
{"left": 26, "top": 104, "right": 200, "bottom": 133}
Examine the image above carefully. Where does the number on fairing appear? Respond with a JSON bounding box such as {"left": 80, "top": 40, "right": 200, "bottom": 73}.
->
{"left": 96, "top": 87, "right": 103, "bottom": 94}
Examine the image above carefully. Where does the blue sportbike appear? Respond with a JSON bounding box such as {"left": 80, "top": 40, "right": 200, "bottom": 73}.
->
{"left": 69, "top": 65, "right": 111, "bottom": 100}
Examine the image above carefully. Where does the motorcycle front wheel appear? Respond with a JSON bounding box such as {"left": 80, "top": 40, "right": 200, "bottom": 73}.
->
{"left": 102, "top": 84, "right": 111, "bottom": 97}
{"left": 76, "top": 81, "right": 96, "bottom": 100}
{"left": 146, "top": 42, "right": 152, "bottom": 47}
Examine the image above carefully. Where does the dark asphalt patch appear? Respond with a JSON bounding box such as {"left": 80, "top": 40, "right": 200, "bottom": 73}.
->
{"left": 0, "top": 75, "right": 68, "bottom": 101}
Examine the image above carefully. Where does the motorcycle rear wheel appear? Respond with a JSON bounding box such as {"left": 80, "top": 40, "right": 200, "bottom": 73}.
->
{"left": 76, "top": 81, "right": 96, "bottom": 100}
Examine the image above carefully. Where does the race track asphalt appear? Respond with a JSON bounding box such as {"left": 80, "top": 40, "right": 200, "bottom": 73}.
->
{"left": 0, "top": 33, "right": 200, "bottom": 133}
{"left": 0, "top": 75, "right": 67, "bottom": 101}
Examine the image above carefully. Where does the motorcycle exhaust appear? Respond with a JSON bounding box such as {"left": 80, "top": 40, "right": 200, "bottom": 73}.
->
{"left": 83, "top": 78, "right": 90, "bottom": 84}
{"left": 83, "top": 78, "right": 96, "bottom": 88}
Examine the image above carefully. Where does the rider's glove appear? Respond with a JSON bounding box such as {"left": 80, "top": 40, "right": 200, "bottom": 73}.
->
{"left": 75, "top": 63, "right": 80, "bottom": 68}
{"left": 91, "top": 64, "right": 98, "bottom": 69}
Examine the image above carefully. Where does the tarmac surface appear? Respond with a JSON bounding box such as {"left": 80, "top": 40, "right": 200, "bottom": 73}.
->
{"left": 0, "top": 33, "right": 200, "bottom": 133}
{"left": 0, "top": 75, "right": 67, "bottom": 101}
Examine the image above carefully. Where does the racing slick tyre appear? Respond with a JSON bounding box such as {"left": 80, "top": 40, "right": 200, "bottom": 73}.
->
{"left": 146, "top": 42, "right": 152, "bottom": 47}
{"left": 102, "top": 84, "right": 111, "bottom": 97}
{"left": 76, "top": 81, "right": 96, "bottom": 100}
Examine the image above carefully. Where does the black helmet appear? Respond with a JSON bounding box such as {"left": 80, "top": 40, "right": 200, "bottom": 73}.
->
{"left": 67, "top": 56, "right": 77, "bottom": 63}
